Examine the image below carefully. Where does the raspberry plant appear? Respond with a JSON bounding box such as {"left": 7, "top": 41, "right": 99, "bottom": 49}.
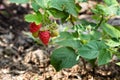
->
{"left": 10, "top": 0, "right": 120, "bottom": 71}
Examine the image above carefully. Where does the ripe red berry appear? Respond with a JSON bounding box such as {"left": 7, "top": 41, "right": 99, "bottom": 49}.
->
{"left": 30, "top": 22, "right": 42, "bottom": 33}
{"left": 39, "top": 31, "right": 50, "bottom": 45}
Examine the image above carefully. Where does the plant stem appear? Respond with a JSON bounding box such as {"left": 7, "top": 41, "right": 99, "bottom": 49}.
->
{"left": 95, "top": 15, "right": 104, "bottom": 30}
{"left": 80, "top": 57, "right": 87, "bottom": 71}
{"left": 70, "top": 15, "right": 75, "bottom": 26}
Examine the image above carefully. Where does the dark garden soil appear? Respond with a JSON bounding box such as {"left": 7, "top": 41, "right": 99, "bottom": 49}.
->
{"left": 0, "top": 1, "right": 120, "bottom": 80}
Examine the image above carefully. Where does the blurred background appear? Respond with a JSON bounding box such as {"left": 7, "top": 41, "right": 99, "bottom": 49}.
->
{"left": 0, "top": 0, "right": 120, "bottom": 80}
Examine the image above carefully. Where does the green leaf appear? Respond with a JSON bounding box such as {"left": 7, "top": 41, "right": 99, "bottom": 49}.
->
{"left": 94, "top": 5, "right": 120, "bottom": 16}
{"left": 49, "top": 0, "right": 78, "bottom": 17}
{"left": 78, "top": 0, "right": 88, "bottom": 2}
{"left": 76, "top": 3, "right": 82, "bottom": 12}
{"left": 106, "top": 39, "right": 120, "bottom": 47}
{"left": 92, "top": 4, "right": 108, "bottom": 15}
{"left": 92, "top": 15, "right": 102, "bottom": 21}
{"left": 48, "top": 8, "right": 69, "bottom": 18}
{"left": 55, "top": 32, "right": 74, "bottom": 41}
{"left": 78, "top": 40, "right": 107, "bottom": 59}
{"left": 107, "top": 5, "right": 118, "bottom": 15}
{"left": 31, "top": 1, "right": 40, "bottom": 12}
{"left": 92, "top": 4, "right": 118, "bottom": 16}
{"left": 80, "top": 33, "right": 91, "bottom": 41}
{"left": 80, "top": 19, "right": 96, "bottom": 28}
{"left": 104, "top": 0, "right": 118, "bottom": 6}
{"left": 90, "top": 31, "right": 101, "bottom": 40}
{"left": 10, "top": 0, "right": 29, "bottom": 3}
{"left": 98, "top": 49, "right": 112, "bottom": 66}
{"left": 57, "top": 39, "right": 82, "bottom": 50}
{"left": 73, "top": 24, "right": 85, "bottom": 32}
{"left": 116, "top": 6, "right": 120, "bottom": 15}
{"left": 51, "top": 47, "right": 78, "bottom": 71}
{"left": 25, "top": 12, "right": 42, "bottom": 24}
{"left": 102, "top": 23, "right": 120, "bottom": 38}
{"left": 35, "top": 0, "right": 50, "bottom": 9}
{"left": 72, "top": 21, "right": 96, "bottom": 37}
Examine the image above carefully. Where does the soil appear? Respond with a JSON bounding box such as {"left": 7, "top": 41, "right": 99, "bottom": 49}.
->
{"left": 0, "top": 1, "right": 120, "bottom": 80}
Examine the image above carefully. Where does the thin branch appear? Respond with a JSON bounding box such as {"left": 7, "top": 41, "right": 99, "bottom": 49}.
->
{"left": 95, "top": 15, "right": 104, "bottom": 30}
{"left": 80, "top": 57, "right": 87, "bottom": 71}
{"left": 70, "top": 15, "right": 75, "bottom": 26}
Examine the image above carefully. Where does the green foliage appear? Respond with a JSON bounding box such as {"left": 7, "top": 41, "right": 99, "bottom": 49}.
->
{"left": 78, "top": 40, "right": 108, "bottom": 59}
{"left": 48, "top": 8, "right": 69, "bottom": 19}
{"left": 56, "top": 32, "right": 74, "bottom": 40}
{"left": 10, "top": 0, "right": 29, "bottom": 3}
{"left": 78, "top": 0, "right": 88, "bottom": 2}
{"left": 106, "top": 39, "right": 120, "bottom": 47}
{"left": 56, "top": 39, "right": 82, "bottom": 50}
{"left": 92, "top": 4, "right": 108, "bottom": 15}
{"left": 31, "top": 1, "right": 40, "bottom": 12}
{"left": 49, "top": 0, "right": 79, "bottom": 17}
{"left": 51, "top": 47, "right": 78, "bottom": 71}
{"left": 90, "top": 31, "right": 101, "bottom": 40}
{"left": 35, "top": 0, "right": 50, "bottom": 9}
{"left": 92, "top": 2, "right": 120, "bottom": 16}
{"left": 103, "top": 0, "right": 118, "bottom": 6}
{"left": 25, "top": 12, "right": 42, "bottom": 24}
{"left": 116, "top": 6, "right": 120, "bottom": 15}
{"left": 102, "top": 23, "right": 120, "bottom": 39}
{"left": 10, "top": 0, "right": 120, "bottom": 71}
{"left": 97, "top": 49, "right": 112, "bottom": 66}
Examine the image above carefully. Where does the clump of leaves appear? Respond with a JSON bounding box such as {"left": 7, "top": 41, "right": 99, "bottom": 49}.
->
{"left": 10, "top": 0, "right": 120, "bottom": 71}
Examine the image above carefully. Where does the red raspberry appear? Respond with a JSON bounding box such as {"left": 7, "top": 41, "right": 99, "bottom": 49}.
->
{"left": 30, "top": 22, "right": 42, "bottom": 33}
{"left": 39, "top": 31, "right": 50, "bottom": 45}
